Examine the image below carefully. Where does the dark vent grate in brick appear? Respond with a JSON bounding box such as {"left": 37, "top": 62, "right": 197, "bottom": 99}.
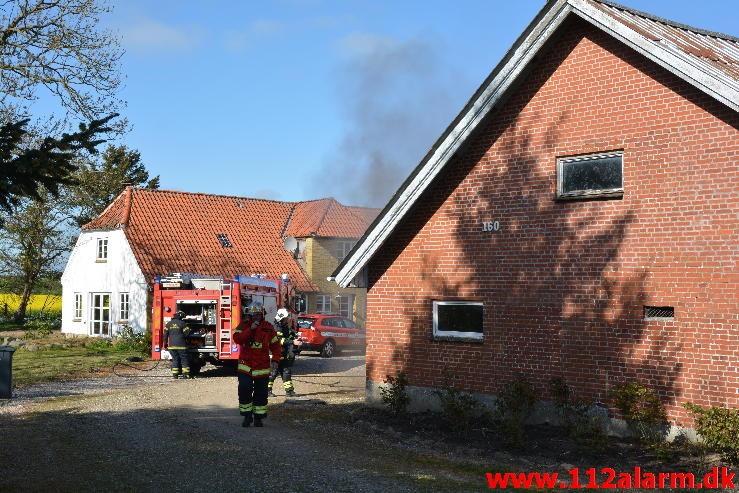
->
{"left": 644, "top": 306, "right": 674, "bottom": 319}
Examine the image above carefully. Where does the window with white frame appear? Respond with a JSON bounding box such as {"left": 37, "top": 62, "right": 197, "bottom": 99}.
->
{"left": 96, "top": 238, "right": 108, "bottom": 261}
{"left": 316, "top": 294, "right": 332, "bottom": 313}
{"left": 432, "top": 301, "right": 484, "bottom": 340}
{"left": 91, "top": 293, "right": 111, "bottom": 336}
{"left": 74, "top": 293, "right": 83, "bottom": 319}
{"left": 336, "top": 240, "right": 355, "bottom": 261}
{"left": 336, "top": 295, "right": 353, "bottom": 318}
{"left": 557, "top": 151, "right": 623, "bottom": 199}
{"left": 119, "top": 293, "right": 130, "bottom": 321}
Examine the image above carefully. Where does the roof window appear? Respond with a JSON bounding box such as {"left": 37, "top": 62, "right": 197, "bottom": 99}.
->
{"left": 216, "top": 233, "right": 232, "bottom": 247}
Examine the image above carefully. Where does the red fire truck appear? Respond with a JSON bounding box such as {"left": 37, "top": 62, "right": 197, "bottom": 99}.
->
{"left": 151, "top": 273, "right": 295, "bottom": 373}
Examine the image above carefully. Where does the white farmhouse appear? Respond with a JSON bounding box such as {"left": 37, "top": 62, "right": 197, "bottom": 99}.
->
{"left": 61, "top": 229, "right": 148, "bottom": 336}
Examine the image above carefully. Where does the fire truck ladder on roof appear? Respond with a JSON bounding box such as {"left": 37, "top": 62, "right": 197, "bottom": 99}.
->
{"left": 219, "top": 281, "right": 233, "bottom": 356}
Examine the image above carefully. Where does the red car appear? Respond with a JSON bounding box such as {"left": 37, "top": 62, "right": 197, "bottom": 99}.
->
{"left": 294, "top": 313, "right": 365, "bottom": 358}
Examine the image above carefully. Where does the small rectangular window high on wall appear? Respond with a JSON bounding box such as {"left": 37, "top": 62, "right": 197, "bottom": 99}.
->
{"left": 96, "top": 238, "right": 108, "bottom": 261}
{"left": 557, "top": 151, "right": 623, "bottom": 199}
{"left": 644, "top": 306, "right": 674, "bottom": 320}
{"left": 432, "top": 301, "right": 484, "bottom": 341}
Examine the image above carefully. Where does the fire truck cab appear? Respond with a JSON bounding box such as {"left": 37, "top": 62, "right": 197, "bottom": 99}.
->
{"left": 151, "top": 273, "right": 292, "bottom": 373}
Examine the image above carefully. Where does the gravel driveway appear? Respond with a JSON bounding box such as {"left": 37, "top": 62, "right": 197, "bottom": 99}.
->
{"left": 0, "top": 353, "right": 486, "bottom": 493}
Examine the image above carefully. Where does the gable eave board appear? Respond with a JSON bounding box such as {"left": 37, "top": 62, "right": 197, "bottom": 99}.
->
{"left": 571, "top": 0, "right": 739, "bottom": 111}
{"left": 334, "top": 0, "right": 738, "bottom": 288}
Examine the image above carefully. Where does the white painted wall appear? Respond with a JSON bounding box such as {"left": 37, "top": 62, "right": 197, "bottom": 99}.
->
{"left": 61, "top": 229, "right": 148, "bottom": 336}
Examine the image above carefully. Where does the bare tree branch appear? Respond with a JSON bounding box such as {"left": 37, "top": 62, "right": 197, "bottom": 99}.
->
{"left": 0, "top": 0, "right": 123, "bottom": 123}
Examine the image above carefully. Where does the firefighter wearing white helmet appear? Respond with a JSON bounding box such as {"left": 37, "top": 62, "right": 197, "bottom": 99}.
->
{"left": 269, "top": 308, "right": 298, "bottom": 397}
{"left": 233, "top": 300, "right": 281, "bottom": 427}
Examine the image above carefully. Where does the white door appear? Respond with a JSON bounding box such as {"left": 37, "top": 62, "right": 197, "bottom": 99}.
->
{"left": 91, "top": 293, "right": 111, "bottom": 336}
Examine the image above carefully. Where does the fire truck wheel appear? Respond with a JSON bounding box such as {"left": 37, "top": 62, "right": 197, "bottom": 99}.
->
{"left": 320, "top": 339, "right": 336, "bottom": 358}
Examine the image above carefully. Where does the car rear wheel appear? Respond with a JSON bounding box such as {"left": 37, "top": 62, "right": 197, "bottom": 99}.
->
{"left": 320, "top": 339, "right": 336, "bottom": 358}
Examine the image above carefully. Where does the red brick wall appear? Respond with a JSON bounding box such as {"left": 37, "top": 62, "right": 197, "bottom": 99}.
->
{"left": 365, "top": 17, "right": 738, "bottom": 424}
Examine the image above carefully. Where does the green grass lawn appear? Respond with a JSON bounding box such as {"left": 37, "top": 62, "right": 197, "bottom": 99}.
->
{"left": 5, "top": 328, "right": 151, "bottom": 389}
{"left": 11, "top": 346, "right": 146, "bottom": 387}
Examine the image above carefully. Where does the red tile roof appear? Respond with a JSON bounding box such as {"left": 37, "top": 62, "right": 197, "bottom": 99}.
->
{"left": 285, "top": 198, "right": 380, "bottom": 238}
{"left": 82, "top": 189, "right": 378, "bottom": 291}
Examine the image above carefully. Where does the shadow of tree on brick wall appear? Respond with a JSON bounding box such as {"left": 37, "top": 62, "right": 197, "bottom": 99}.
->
{"left": 365, "top": 19, "right": 688, "bottom": 421}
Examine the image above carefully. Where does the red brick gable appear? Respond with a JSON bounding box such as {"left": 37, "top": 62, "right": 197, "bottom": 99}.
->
{"left": 363, "top": 15, "right": 738, "bottom": 424}
{"left": 285, "top": 198, "right": 379, "bottom": 238}
{"left": 83, "top": 188, "right": 317, "bottom": 291}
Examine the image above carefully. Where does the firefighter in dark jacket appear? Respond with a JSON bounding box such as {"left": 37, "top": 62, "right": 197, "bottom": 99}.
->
{"left": 163, "top": 310, "right": 191, "bottom": 379}
{"left": 268, "top": 308, "right": 297, "bottom": 397}
{"left": 233, "top": 301, "right": 281, "bottom": 427}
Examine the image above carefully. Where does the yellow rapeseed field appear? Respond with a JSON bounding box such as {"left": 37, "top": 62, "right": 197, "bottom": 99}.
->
{"left": 0, "top": 293, "right": 62, "bottom": 314}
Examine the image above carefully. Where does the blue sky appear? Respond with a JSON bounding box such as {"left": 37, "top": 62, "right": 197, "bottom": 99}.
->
{"left": 84, "top": 0, "right": 739, "bottom": 207}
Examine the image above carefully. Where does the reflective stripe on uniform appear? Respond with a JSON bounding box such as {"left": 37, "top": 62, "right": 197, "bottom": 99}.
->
{"left": 270, "top": 336, "right": 279, "bottom": 344}
{"left": 252, "top": 368, "right": 270, "bottom": 377}
{"left": 239, "top": 403, "right": 253, "bottom": 413}
{"left": 168, "top": 346, "right": 186, "bottom": 350}
{"left": 253, "top": 405, "right": 267, "bottom": 416}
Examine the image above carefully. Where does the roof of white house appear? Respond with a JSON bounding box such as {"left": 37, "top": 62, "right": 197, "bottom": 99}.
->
{"left": 332, "top": 0, "right": 738, "bottom": 287}
{"left": 82, "top": 188, "right": 378, "bottom": 291}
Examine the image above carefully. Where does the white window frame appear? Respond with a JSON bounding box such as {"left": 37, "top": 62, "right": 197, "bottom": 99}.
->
{"left": 96, "top": 237, "right": 108, "bottom": 261}
{"left": 336, "top": 240, "right": 355, "bottom": 261}
{"left": 336, "top": 294, "right": 353, "bottom": 318}
{"left": 316, "top": 294, "right": 332, "bottom": 313}
{"left": 119, "top": 292, "right": 130, "bottom": 322}
{"left": 90, "top": 293, "right": 111, "bottom": 336}
{"left": 73, "top": 293, "right": 83, "bottom": 320}
{"left": 557, "top": 151, "right": 623, "bottom": 199}
{"left": 432, "top": 300, "right": 484, "bottom": 340}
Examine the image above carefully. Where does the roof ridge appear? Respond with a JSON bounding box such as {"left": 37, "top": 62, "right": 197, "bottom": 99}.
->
{"left": 131, "top": 187, "right": 300, "bottom": 206}
{"left": 313, "top": 198, "right": 335, "bottom": 233}
{"left": 281, "top": 204, "right": 297, "bottom": 238}
{"left": 81, "top": 189, "right": 127, "bottom": 230}
{"left": 591, "top": 0, "right": 739, "bottom": 43}
{"left": 120, "top": 187, "right": 134, "bottom": 227}
{"left": 296, "top": 197, "right": 332, "bottom": 206}
{"left": 348, "top": 205, "right": 381, "bottom": 212}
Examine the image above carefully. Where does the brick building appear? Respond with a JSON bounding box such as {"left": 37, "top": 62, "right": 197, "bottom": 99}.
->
{"left": 284, "top": 198, "right": 379, "bottom": 327}
{"left": 333, "top": 0, "right": 738, "bottom": 427}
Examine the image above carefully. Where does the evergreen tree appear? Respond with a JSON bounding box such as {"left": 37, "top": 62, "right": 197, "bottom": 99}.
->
{"left": 70, "top": 145, "right": 160, "bottom": 226}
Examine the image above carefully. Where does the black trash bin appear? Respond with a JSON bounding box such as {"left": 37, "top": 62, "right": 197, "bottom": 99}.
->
{"left": 0, "top": 345, "right": 16, "bottom": 399}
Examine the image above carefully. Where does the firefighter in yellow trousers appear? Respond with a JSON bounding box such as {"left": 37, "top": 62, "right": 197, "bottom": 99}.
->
{"left": 233, "top": 301, "right": 281, "bottom": 427}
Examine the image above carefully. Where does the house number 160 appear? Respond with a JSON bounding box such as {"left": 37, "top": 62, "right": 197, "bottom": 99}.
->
{"left": 482, "top": 221, "right": 500, "bottom": 232}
